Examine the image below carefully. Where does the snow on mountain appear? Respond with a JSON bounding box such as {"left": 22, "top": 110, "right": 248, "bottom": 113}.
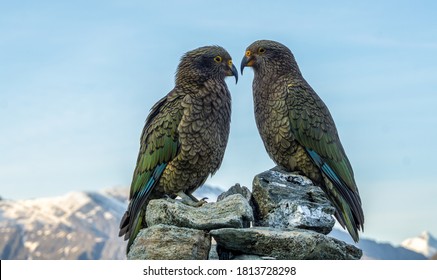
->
{"left": 401, "top": 231, "right": 437, "bottom": 258}
{"left": 0, "top": 185, "right": 223, "bottom": 260}
{"left": 329, "top": 228, "right": 428, "bottom": 260}
{"left": 100, "top": 187, "right": 129, "bottom": 204}
{"left": 0, "top": 190, "right": 128, "bottom": 259}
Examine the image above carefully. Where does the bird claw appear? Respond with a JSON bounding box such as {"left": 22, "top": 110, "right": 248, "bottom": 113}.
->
{"left": 163, "top": 194, "right": 177, "bottom": 203}
{"left": 180, "top": 197, "right": 207, "bottom": 207}
{"left": 176, "top": 191, "right": 207, "bottom": 207}
{"left": 197, "top": 197, "right": 208, "bottom": 206}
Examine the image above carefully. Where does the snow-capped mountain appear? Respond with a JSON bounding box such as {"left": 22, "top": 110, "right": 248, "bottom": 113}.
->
{"left": 329, "top": 228, "right": 428, "bottom": 260}
{"left": 0, "top": 189, "right": 128, "bottom": 259}
{"left": 0, "top": 185, "right": 223, "bottom": 260}
{"left": 0, "top": 186, "right": 432, "bottom": 260}
{"left": 401, "top": 231, "right": 437, "bottom": 258}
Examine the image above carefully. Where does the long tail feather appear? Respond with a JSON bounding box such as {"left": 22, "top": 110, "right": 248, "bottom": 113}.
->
{"left": 119, "top": 163, "right": 167, "bottom": 253}
{"left": 306, "top": 148, "right": 364, "bottom": 242}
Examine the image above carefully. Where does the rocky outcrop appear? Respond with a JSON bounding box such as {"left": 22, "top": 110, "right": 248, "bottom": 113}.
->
{"left": 127, "top": 224, "right": 210, "bottom": 260}
{"left": 127, "top": 194, "right": 253, "bottom": 260}
{"left": 252, "top": 167, "right": 335, "bottom": 234}
{"left": 217, "top": 183, "right": 253, "bottom": 204}
{"left": 211, "top": 227, "right": 361, "bottom": 260}
{"left": 127, "top": 167, "right": 362, "bottom": 260}
{"left": 146, "top": 194, "right": 253, "bottom": 230}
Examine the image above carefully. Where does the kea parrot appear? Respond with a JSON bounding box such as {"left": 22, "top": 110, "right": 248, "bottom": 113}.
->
{"left": 119, "top": 46, "right": 238, "bottom": 253}
{"left": 241, "top": 40, "right": 364, "bottom": 242}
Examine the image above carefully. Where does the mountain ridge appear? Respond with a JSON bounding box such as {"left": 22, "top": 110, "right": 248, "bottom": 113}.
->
{"left": 0, "top": 187, "right": 433, "bottom": 260}
{"left": 400, "top": 231, "right": 437, "bottom": 258}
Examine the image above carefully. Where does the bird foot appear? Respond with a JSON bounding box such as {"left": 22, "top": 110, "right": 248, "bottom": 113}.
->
{"left": 176, "top": 191, "right": 208, "bottom": 207}
{"left": 181, "top": 197, "right": 208, "bottom": 207}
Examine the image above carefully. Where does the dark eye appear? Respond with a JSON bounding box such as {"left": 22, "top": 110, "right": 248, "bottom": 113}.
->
{"left": 258, "top": 47, "right": 266, "bottom": 54}
{"left": 214, "top": 56, "right": 222, "bottom": 63}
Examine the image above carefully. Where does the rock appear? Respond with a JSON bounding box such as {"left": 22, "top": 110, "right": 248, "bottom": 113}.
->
{"left": 217, "top": 183, "right": 252, "bottom": 203}
{"left": 146, "top": 194, "right": 253, "bottom": 230}
{"left": 208, "top": 242, "right": 219, "bottom": 260}
{"left": 127, "top": 224, "right": 211, "bottom": 260}
{"left": 252, "top": 167, "right": 335, "bottom": 234}
{"left": 231, "top": 254, "right": 266, "bottom": 260}
{"left": 210, "top": 227, "right": 362, "bottom": 260}
{"left": 128, "top": 169, "right": 360, "bottom": 260}
{"left": 217, "top": 184, "right": 255, "bottom": 218}
{"left": 215, "top": 243, "right": 273, "bottom": 260}
{"left": 211, "top": 240, "right": 267, "bottom": 260}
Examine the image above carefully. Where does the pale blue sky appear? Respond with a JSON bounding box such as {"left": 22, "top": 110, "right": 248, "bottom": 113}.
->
{"left": 1, "top": 0, "right": 437, "bottom": 244}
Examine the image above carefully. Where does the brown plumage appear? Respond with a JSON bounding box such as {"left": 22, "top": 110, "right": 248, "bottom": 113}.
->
{"left": 241, "top": 40, "right": 364, "bottom": 242}
{"left": 119, "top": 46, "right": 238, "bottom": 253}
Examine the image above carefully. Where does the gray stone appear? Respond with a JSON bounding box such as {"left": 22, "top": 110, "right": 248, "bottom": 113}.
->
{"left": 252, "top": 167, "right": 335, "bottom": 234}
{"left": 127, "top": 224, "right": 211, "bottom": 260}
{"left": 210, "top": 227, "right": 362, "bottom": 260}
{"left": 208, "top": 242, "right": 219, "bottom": 260}
{"left": 217, "top": 183, "right": 252, "bottom": 203}
{"left": 216, "top": 247, "right": 274, "bottom": 260}
{"left": 231, "top": 254, "right": 266, "bottom": 260}
{"left": 209, "top": 239, "right": 269, "bottom": 260}
{"left": 146, "top": 194, "right": 253, "bottom": 229}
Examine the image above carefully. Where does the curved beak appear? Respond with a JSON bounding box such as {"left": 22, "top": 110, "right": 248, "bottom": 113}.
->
{"left": 229, "top": 63, "right": 238, "bottom": 84}
{"left": 240, "top": 55, "right": 254, "bottom": 75}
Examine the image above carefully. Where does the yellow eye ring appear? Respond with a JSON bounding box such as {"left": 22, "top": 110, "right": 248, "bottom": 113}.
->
{"left": 228, "top": 60, "right": 233, "bottom": 66}
{"left": 245, "top": 50, "right": 251, "bottom": 57}
{"left": 258, "top": 47, "right": 266, "bottom": 54}
{"left": 214, "top": 56, "right": 222, "bottom": 63}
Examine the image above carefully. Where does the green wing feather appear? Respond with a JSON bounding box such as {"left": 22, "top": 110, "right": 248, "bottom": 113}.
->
{"left": 286, "top": 83, "right": 355, "bottom": 188}
{"left": 286, "top": 83, "right": 364, "bottom": 241}
{"left": 119, "top": 91, "right": 182, "bottom": 252}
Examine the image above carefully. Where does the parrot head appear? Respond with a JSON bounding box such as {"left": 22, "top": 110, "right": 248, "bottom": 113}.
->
{"left": 240, "top": 39, "right": 295, "bottom": 75}
{"left": 176, "top": 46, "right": 238, "bottom": 84}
